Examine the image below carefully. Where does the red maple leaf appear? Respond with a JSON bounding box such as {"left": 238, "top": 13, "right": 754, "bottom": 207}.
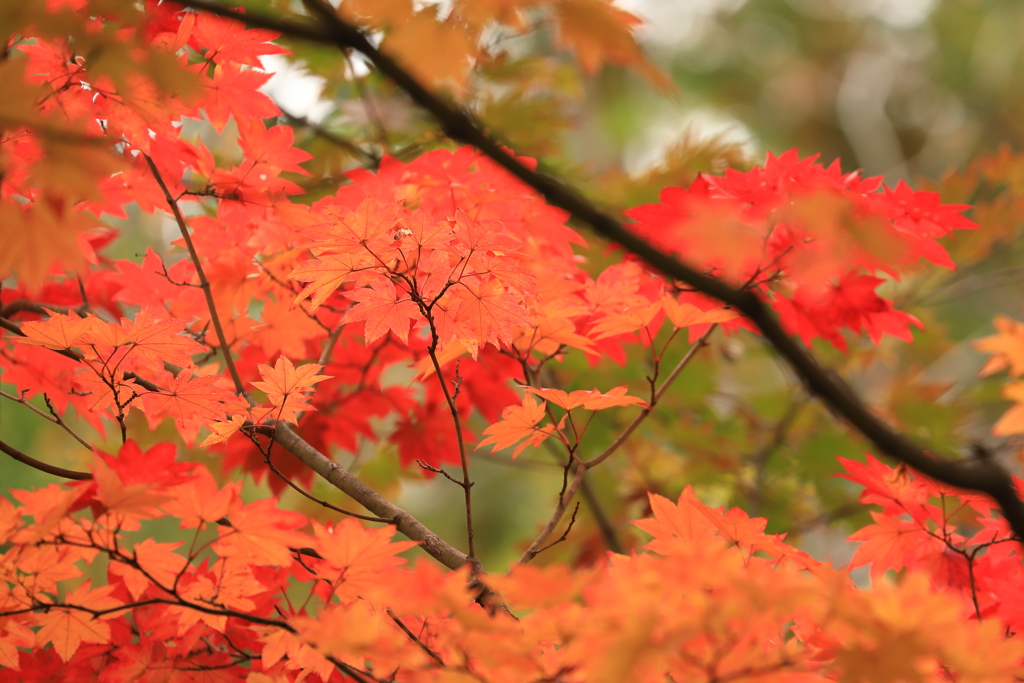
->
{"left": 342, "top": 279, "right": 421, "bottom": 344}
{"left": 191, "top": 10, "right": 290, "bottom": 67}
{"left": 201, "top": 63, "right": 279, "bottom": 133}
{"left": 140, "top": 370, "right": 233, "bottom": 434}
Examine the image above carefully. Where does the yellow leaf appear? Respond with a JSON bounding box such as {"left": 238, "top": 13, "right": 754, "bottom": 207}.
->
{"left": 383, "top": 9, "right": 478, "bottom": 93}
{"left": 553, "top": 0, "right": 671, "bottom": 89}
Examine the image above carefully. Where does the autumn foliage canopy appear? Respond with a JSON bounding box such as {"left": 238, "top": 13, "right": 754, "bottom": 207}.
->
{"left": 5, "top": 1, "right": 1024, "bottom": 682}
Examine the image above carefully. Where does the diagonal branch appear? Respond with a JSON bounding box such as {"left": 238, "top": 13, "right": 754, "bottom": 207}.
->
{"left": 143, "top": 153, "right": 246, "bottom": 396}
{"left": 175, "top": 0, "right": 1024, "bottom": 540}
{"left": 275, "top": 101, "right": 380, "bottom": 167}
{"left": 0, "top": 389, "right": 92, "bottom": 449}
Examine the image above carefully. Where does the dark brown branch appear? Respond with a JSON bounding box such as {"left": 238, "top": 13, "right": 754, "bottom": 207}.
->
{"left": 578, "top": 474, "right": 624, "bottom": 554}
{"left": 748, "top": 397, "right": 805, "bottom": 516}
{"left": 0, "top": 299, "right": 87, "bottom": 319}
{"left": 0, "top": 439, "right": 91, "bottom": 480}
{"left": 175, "top": 0, "right": 1024, "bottom": 541}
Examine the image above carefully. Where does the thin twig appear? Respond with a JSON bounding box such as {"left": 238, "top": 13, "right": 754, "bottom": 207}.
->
{"left": 425, "top": 326, "right": 476, "bottom": 560}
{"left": 581, "top": 325, "right": 716, "bottom": 468}
{"left": 386, "top": 609, "right": 445, "bottom": 666}
{"left": 294, "top": 322, "right": 344, "bottom": 424}
{"left": 0, "top": 390, "right": 91, "bottom": 448}
{"left": 342, "top": 50, "right": 390, "bottom": 153}
{"left": 748, "top": 397, "right": 805, "bottom": 516}
{"left": 516, "top": 327, "right": 716, "bottom": 565}
{"left": 276, "top": 100, "right": 380, "bottom": 166}
{"left": 534, "top": 503, "right": 580, "bottom": 557}
{"left": 143, "top": 153, "right": 247, "bottom": 398}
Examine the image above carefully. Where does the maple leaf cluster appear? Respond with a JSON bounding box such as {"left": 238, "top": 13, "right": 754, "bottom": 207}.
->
{"left": 2, "top": 443, "right": 1023, "bottom": 682}
{"left": 627, "top": 153, "right": 979, "bottom": 351}
{"left": 1, "top": 1, "right": 1023, "bottom": 682}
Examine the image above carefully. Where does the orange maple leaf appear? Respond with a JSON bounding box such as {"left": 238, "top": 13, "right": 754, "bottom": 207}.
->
{"left": 214, "top": 497, "right": 309, "bottom": 567}
{"left": 76, "top": 307, "right": 201, "bottom": 372}
{"left": 198, "top": 413, "right": 248, "bottom": 447}
{"left": 259, "top": 627, "right": 335, "bottom": 682}
{"left": 553, "top": 0, "right": 671, "bottom": 89}
{"left": 382, "top": 9, "right": 478, "bottom": 93}
{"left": 848, "top": 512, "right": 943, "bottom": 579}
{"left": 250, "top": 356, "right": 331, "bottom": 423}
{"left": 34, "top": 582, "right": 121, "bottom": 662}
{"left": 290, "top": 251, "right": 375, "bottom": 311}
{"left": 994, "top": 382, "right": 1024, "bottom": 436}
{"left": 342, "top": 278, "right": 421, "bottom": 344}
{"left": 478, "top": 394, "right": 557, "bottom": 457}
{"left": 524, "top": 385, "right": 648, "bottom": 411}
{"left": 92, "top": 454, "right": 172, "bottom": 519}
{"left": 513, "top": 299, "right": 595, "bottom": 356}
{"left": 15, "top": 310, "right": 96, "bottom": 350}
{"left": 174, "top": 559, "right": 267, "bottom": 633}
{"left": 140, "top": 370, "right": 232, "bottom": 433}
{"left": 633, "top": 489, "right": 719, "bottom": 554}
{"left": 302, "top": 198, "right": 402, "bottom": 255}
{"left": 108, "top": 539, "right": 187, "bottom": 599}
{"left": 590, "top": 300, "right": 661, "bottom": 340}
{"left": 450, "top": 278, "right": 531, "bottom": 348}
{"left": 113, "top": 307, "right": 205, "bottom": 371}
{"left": 975, "top": 315, "right": 1024, "bottom": 377}
{"left": 163, "top": 468, "right": 237, "bottom": 528}
{"left": 312, "top": 519, "right": 417, "bottom": 602}
{"left": 661, "top": 296, "right": 739, "bottom": 329}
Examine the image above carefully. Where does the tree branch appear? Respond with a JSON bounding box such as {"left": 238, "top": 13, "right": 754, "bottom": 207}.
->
{"left": 0, "top": 389, "right": 92, "bottom": 449}
{"left": 175, "top": 0, "right": 1024, "bottom": 541}
{"left": 0, "top": 299, "right": 88, "bottom": 319}
{"left": 276, "top": 101, "right": 380, "bottom": 166}
{"left": 1, "top": 304, "right": 478, "bottom": 576}
{"left": 748, "top": 397, "right": 805, "bottom": 516}
{"left": 0, "top": 439, "right": 91, "bottom": 480}
{"left": 143, "top": 153, "right": 247, "bottom": 396}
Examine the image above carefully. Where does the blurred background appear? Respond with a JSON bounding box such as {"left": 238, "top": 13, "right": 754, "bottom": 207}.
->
{"left": 6, "top": 0, "right": 1024, "bottom": 574}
